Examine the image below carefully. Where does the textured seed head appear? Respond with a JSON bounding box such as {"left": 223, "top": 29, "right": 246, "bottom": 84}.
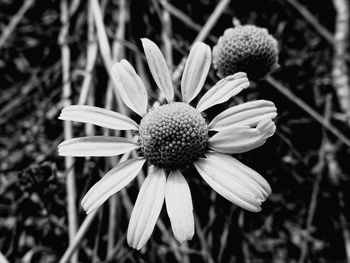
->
{"left": 212, "top": 25, "right": 279, "bottom": 80}
{"left": 139, "top": 102, "right": 208, "bottom": 169}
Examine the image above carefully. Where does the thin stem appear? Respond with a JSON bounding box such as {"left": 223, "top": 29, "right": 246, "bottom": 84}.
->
{"left": 285, "top": 0, "right": 334, "bottom": 44}
{"left": 59, "top": 0, "right": 78, "bottom": 262}
{"left": 194, "top": 215, "right": 215, "bottom": 263}
{"left": 91, "top": 0, "right": 112, "bottom": 69}
{"left": 193, "top": 0, "right": 230, "bottom": 44}
{"left": 338, "top": 192, "right": 350, "bottom": 262}
{"left": 105, "top": 0, "right": 129, "bottom": 256}
{"left": 77, "top": 0, "right": 98, "bottom": 106}
{"left": 160, "top": 0, "right": 217, "bottom": 42}
{"left": 172, "top": 0, "right": 231, "bottom": 82}
{"left": 266, "top": 76, "right": 350, "bottom": 147}
{"left": 59, "top": 210, "right": 99, "bottom": 263}
{"left": 160, "top": 0, "right": 173, "bottom": 69}
{"left": 298, "top": 95, "right": 332, "bottom": 263}
{"left": 332, "top": 0, "right": 350, "bottom": 119}
{"left": 0, "top": 0, "right": 34, "bottom": 51}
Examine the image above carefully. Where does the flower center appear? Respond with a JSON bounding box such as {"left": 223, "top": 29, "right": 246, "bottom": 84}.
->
{"left": 139, "top": 102, "right": 208, "bottom": 169}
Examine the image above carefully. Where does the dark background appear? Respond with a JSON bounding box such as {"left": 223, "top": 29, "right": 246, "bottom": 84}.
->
{"left": 1, "top": 0, "right": 350, "bottom": 262}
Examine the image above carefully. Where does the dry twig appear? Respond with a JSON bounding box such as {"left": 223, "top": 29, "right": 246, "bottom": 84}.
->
{"left": 285, "top": 0, "right": 334, "bottom": 44}
{"left": 172, "top": 0, "right": 231, "bottom": 82}
{"left": 160, "top": 0, "right": 173, "bottom": 69}
{"left": 266, "top": 76, "right": 350, "bottom": 148}
{"left": 59, "top": 0, "right": 78, "bottom": 262}
{"left": 0, "top": 0, "right": 35, "bottom": 52}
{"left": 106, "top": 0, "right": 128, "bottom": 257}
{"left": 59, "top": 211, "right": 99, "bottom": 263}
{"left": 332, "top": 0, "right": 350, "bottom": 122}
{"left": 160, "top": 0, "right": 217, "bottom": 42}
{"left": 77, "top": 1, "right": 98, "bottom": 106}
{"left": 298, "top": 95, "right": 332, "bottom": 263}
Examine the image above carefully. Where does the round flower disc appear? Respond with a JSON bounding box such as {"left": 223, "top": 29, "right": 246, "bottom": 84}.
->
{"left": 213, "top": 25, "right": 279, "bottom": 80}
{"left": 139, "top": 102, "right": 208, "bottom": 169}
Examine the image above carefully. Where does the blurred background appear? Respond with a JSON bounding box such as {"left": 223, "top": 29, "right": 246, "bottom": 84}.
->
{"left": 1, "top": 0, "right": 350, "bottom": 262}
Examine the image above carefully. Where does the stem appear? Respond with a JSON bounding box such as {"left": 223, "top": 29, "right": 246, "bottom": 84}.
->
{"left": 266, "top": 76, "right": 350, "bottom": 148}
{"left": 59, "top": 211, "right": 98, "bottom": 263}
{"left": 161, "top": 0, "right": 173, "bottom": 69}
{"left": 332, "top": 0, "right": 350, "bottom": 119}
{"left": 0, "top": 0, "right": 34, "bottom": 51}
{"left": 160, "top": 0, "right": 217, "bottom": 42}
{"left": 172, "top": 0, "right": 231, "bottom": 82}
{"left": 59, "top": 0, "right": 78, "bottom": 262}
{"left": 298, "top": 95, "right": 332, "bottom": 263}
{"left": 285, "top": 0, "right": 334, "bottom": 44}
{"left": 77, "top": 0, "right": 98, "bottom": 106}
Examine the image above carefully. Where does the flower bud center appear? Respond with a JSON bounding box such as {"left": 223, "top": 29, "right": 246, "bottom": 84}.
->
{"left": 139, "top": 102, "right": 208, "bottom": 169}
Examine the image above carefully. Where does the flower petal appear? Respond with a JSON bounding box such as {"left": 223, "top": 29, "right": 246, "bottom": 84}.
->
{"left": 81, "top": 158, "right": 145, "bottom": 214}
{"left": 201, "top": 152, "right": 271, "bottom": 199}
{"left": 223, "top": 154, "right": 271, "bottom": 197}
{"left": 111, "top": 60, "right": 148, "bottom": 116}
{"left": 127, "top": 166, "right": 166, "bottom": 250}
{"left": 58, "top": 136, "right": 139, "bottom": 156}
{"left": 208, "top": 119, "right": 276, "bottom": 154}
{"left": 194, "top": 152, "right": 265, "bottom": 212}
{"left": 165, "top": 170, "right": 194, "bottom": 243}
{"left": 208, "top": 100, "right": 277, "bottom": 131}
{"left": 196, "top": 72, "right": 250, "bottom": 112}
{"left": 181, "top": 42, "right": 211, "bottom": 103}
{"left": 141, "top": 38, "right": 174, "bottom": 102}
{"left": 59, "top": 105, "right": 139, "bottom": 130}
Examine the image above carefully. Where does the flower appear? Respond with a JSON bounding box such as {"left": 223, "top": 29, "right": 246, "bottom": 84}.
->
{"left": 212, "top": 25, "right": 279, "bottom": 80}
{"left": 58, "top": 38, "right": 277, "bottom": 250}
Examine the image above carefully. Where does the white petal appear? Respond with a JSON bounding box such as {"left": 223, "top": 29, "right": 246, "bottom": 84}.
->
{"left": 201, "top": 152, "right": 271, "bottom": 199}
{"left": 165, "top": 170, "right": 194, "bottom": 243}
{"left": 194, "top": 153, "right": 265, "bottom": 212}
{"left": 141, "top": 38, "right": 174, "bottom": 102}
{"left": 181, "top": 42, "right": 211, "bottom": 103}
{"left": 196, "top": 73, "right": 250, "bottom": 112}
{"left": 81, "top": 158, "right": 145, "bottom": 214}
{"left": 111, "top": 60, "right": 148, "bottom": 116}
{"left": 208, "top": 119, "right": 276, "bottom": 154}
{"left": 58, "top": 136, "right": 139, "bottom": 156}
{"left": 59, "top": 105, "right": 139, "bottom": 130}
{"left": 127, "top": 166, "right": 166, "bottom": 250}
{"left": 223, "top": 154, "right": 272, "bottom": 197}
{"left": 208, "top": 100, "right": 277, "bottom": 131}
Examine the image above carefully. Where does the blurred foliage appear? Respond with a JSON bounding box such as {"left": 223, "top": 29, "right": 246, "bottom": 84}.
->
{"left": 1, "top": 0, "right": 350, "bottom": 262}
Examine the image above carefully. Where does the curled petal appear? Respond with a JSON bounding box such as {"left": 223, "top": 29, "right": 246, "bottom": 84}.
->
{"left": 196, "top": 73, "right": 250, "bottom": 112}
{"left": 194, "top": 152, "right": 265, "bottom": 212}
{"left": 58, "top": 136, "right": 139, "bottom": 156}
{"left": 222, "top": 154, "right": 271, "bottom": 197}
{"left": 127, "top": 166, "right": 166, "bottom": 250}
{"left": 202, "top": 152, "right": 271, "bottom": 199}
{"left": 81, "top": 158, "right": 146, "bottom": 214}
{"left": 165, "top": 170, "right": 194, "bottom": 243}
{"left": 111, "top": 60, "right": 148, "bottom": 116}
{"left": 209, "top": 100, "right": 277, "bottom": 131}
{"left": 141, "top": 38, "right": 174, "bottom": 102}
{"left": 59, "top": 105, "right": 139, "bottom": 130}
{"left": 208, "top": 119, "right": 276, "bottom": 154}
{"left": 181, "top": 42, "right": 211, "bottom": 103}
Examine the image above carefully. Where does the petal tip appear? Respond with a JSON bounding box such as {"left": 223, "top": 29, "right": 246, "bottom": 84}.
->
{"left": 253, "top": 206, "right": 262, "bottom": 213}
{"left": 127, "top": 235, "right": 143, "bottom": 250}
{"left": 140, "top": 37, "right": 151, "bottom": 44}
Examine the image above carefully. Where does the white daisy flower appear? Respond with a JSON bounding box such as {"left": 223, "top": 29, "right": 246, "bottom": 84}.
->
{"left": 58, "top": 38, "right": 277, "bottom": 250}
